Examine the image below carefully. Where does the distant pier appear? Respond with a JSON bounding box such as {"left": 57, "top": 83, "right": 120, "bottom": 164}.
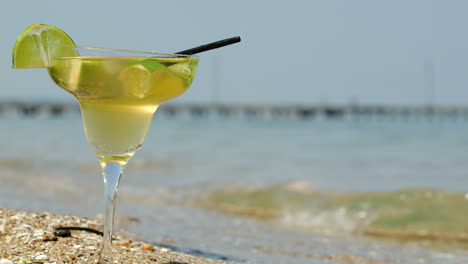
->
{"left": 1, "top": 101, "right": 468, "bottom": 121}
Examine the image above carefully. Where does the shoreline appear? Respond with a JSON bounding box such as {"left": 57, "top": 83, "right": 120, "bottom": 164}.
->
{"left": 0, "top": 208, "right": 233, "bottom": 264}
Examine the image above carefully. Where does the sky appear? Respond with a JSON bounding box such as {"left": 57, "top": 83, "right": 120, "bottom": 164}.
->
{"left": 1, "top": 0, "right": 468, "bottom": 105}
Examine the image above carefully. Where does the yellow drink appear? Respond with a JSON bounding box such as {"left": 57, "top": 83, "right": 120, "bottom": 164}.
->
{"left": 48, "top": 56, "right": 198, "bottom": 155}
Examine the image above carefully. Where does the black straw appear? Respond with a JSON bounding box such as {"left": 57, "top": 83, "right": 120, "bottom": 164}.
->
{"left": 175, "top": 36, "right": 241, "bottom": 55}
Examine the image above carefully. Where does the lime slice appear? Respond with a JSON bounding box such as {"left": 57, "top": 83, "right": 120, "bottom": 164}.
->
{"left": 168, "top": 61, "right": 197, "bottom": 86}
{"left": 12, "top": 24, "right": 77, "bottom": 68}
{"left": 118, "top": 64, "right": 153, "bottom": 99}
{"left": 148, "top": 69, "right": 186, "bottom": 103}
{"left": 138, "top": 59, "right": 167, "bottom": 72}
{"left": 119, "top": 60, "right": 170, "bottom": 99}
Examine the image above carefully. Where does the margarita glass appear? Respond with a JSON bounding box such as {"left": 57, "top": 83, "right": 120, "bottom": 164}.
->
{"left": 47, "top": 46, "right": 198, "bottom": 263}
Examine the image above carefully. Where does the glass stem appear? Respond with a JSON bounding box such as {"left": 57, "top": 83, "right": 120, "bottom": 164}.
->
{"left": 98, "top": 161, "right": 124, "bottom": 263}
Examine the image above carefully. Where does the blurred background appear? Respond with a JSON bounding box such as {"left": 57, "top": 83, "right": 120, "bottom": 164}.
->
{"left": 2, "top": 0, "right": 468, "bottom": 104}
{"left": 1, "top": 1, "right": 468, "bottom": 264}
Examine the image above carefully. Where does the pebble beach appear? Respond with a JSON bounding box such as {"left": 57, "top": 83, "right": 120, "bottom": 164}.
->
{"left": 0, "top": 208, "right": 232, "bottom": 264}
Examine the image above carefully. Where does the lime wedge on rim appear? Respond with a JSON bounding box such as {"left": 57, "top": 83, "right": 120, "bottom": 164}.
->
{"left": 12, "top": 24, "right": 77, "bottom": 68}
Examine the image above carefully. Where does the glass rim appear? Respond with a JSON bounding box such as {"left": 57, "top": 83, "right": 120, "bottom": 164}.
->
{"left": 54, "top": 45, "right": 199, "bottom": 58}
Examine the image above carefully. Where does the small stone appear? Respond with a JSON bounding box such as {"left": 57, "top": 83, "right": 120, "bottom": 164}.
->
{"left": 114, "top": 240, "right": 131, "bottom": 247}
{"left": 42, "top": 236, "right": 58, "bottom": 242}
{"left": 0, "top": 259, "right": 13, "bottom": 264}
{"left": 35, "top": 254, "right": 48, "bottom": 261}
{"left": 141, "top": 243, "right": 154, "bottom": 251}
{"left": 53, "top": 229, "right": 71, "bottom": 237}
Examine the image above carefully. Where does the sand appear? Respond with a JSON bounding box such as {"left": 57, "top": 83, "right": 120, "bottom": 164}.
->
{"left": 0, "top": 208, "right": 232, "bottom": 264}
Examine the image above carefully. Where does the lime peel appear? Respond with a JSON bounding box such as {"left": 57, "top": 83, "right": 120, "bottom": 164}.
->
{"left": 12, "top": 24, "right": 77, "bottom": 68}
{"left": 136, "top": 59, "right": 167, "bottom": 72}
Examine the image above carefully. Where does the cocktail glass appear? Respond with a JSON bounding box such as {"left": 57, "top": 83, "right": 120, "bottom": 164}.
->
{"left": 47, "top": 46, "right": 198, "bottom": 263}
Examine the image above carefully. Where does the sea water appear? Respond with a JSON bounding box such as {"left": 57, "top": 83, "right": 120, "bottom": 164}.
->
{"left": 1, "top": 110, "right": 468, "bottom": 263}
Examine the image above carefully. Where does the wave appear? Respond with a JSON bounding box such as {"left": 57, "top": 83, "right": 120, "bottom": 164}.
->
{"left": 202, "top": 181, "right": 468, "bottom": 250}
